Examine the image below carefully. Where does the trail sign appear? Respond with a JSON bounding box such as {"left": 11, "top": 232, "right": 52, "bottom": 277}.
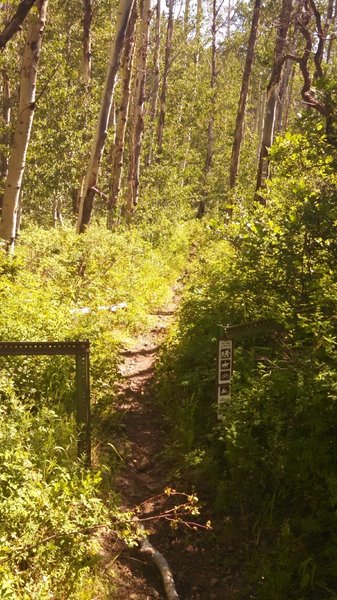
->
{"left": 216, "top": 319, "right": 283, "bottom": 420}
{"left": 217, "top": 339, "right": 233, "bottom": 419}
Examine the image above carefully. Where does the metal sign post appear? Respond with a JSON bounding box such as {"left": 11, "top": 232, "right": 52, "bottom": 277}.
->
{"left": 0, "top": 341, "right": 91, "bottom": 466}
{"left": 217, "top": 339, "right": 233, "bottom": 419}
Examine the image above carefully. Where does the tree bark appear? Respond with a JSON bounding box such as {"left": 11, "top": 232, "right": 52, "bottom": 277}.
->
{"left": 145, "top": 0, "right": 161, "bottom": 166}
{"left": 256, "top": 89, "right": 266, "bottom": 163}
{"left": 76, "top": 0, "right": 135, "bottom": 234}
{"left": 156, "top": 0, "right": 174, "bottom": 155}
{"left": 275, "top": 53, "right": 293, "bottom": 133}
{"left": 184, "top": 0, "right": 190, "bottom": 35}
{"left": 204, "top": 0, "right": 217, "bottom": 177}
{"left": 0, "top": 0, "right": 36, "bottom": 50}
{"left": 229, "top": 0, "right": 261, "bottom": 189}
{"left": 82, "top": 0, "right": 92, "bottom": 85}
{"left": 126, "top": 0, "right": 151, "bottom": 212}
{"left": 0, "top": 0, "right": 48, "bottom": 250}
{"left": 107, "top": 2, "right": 137, "bottom": 227}
{"left": 0, "top": 67, "right": 11, "bottom": 210}
{"left": 227, "top": 0, "right": 231, "bottom": 38}
{"left": 326, "top": 0, "right": 337, "bottom": 63}
{"left": 255, "top": 0, "right": 293, "bottom": 201}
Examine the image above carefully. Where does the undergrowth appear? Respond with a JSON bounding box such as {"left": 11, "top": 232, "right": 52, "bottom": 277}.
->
{"left": 156, "top": 131, "right": 337, "bottom": 599}
{"left": 0, "top": 218, "right": 197, "bottom": 596}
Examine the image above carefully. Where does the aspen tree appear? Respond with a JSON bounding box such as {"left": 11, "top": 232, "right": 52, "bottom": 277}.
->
{"left": 229, "top": 0, "right": 261, "bottom": 190}
{"left": 107, "top": 2, "right": 137, "bottom": 227}
{"left": 197, "top": 0, "right": 217, "bottom": 218}
{"left": 126, "top": 0, "right": 151, "bottom": 212}
{"left": 157, "top": 0, "right": 174, "bottom": 155}
{"left": 327, "top": 0, "right": 337, "bottom": 63}
{"left": 227, "top": 0, "right": 231, "bottom": 37}
{"left": 256, "top": 0, "right": 293, "bottom": 200}
{"left": 82, "top": 0, "right": 92, "bottom": 85}
{"left": 77, "top": 0, "right": 135, "bottom": 234}
{"left": 184, "top": 0, "right": 190, "bottom": 34}
{"left": 0, "top": 68, "right": 11, "bottom": 202}
{"left": 145, "top": 0, "right": 161, "bottom": 167}
{"left": 0, "top": 0, "right": 48, "bottom": 250}
{"left": 204, "top": 0, "right": 217, "bottom": 177}
{"left": 275, "top": 50, "right": 295, "bottom": 133}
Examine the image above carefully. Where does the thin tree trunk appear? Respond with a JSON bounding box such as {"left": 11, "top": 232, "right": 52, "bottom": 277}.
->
{"left": 107, "top": 2, "right": 137, "bottom": 227}
{"left": 76, "top": 0, "right": 135, "bottom": 234}
{"left": 327, "top": 0, "right": 337, "bottom": 63}
{"left": 197, "top": 0, "right": 217, "bottom": 219}
{"left": 227, "top": 0, "right": 231, "bottom": 38}
{"left": 229, "top": 0, "right": 261, "bottom": 189}
{"left": 204, "top": 0, "right": 217, "bottom": 177}
{"left": 145, "top": 0, "right": 161, "bottom": 166}
{"left": 255, "top": 0, "right": 293, "bottom": 201}
{"left": 0, "top": 68, "right": 11, "bottom": 211}
{"left": 126, "top": 0, "right": 151, "bottom": 213}
{"left": 82, "top": 0, "right": 92, "bottom": 85}
{"left": 156, "top": 0, "right": 174, "bottom": 155}
{"left": 53, "top": 195, "right": 63, "bottom": 227}
{"left": 184, "top": 0, "right": 190, "bottom": 35}
{"left": 0, "top": 0, "right": 48, "bottom": 250}
{"left": 256, "top": 89, "right": 266, "bottom": 164}
{"left": 196, "top": 0, "right": 203, "bottom": 41}
{"left": 275, "top": 55, "right": 293, "bottom": 132}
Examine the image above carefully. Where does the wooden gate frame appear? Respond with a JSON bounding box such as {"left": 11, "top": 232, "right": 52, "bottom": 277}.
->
{"left": 0, "top": 341, "right": 91, "bottom": 466}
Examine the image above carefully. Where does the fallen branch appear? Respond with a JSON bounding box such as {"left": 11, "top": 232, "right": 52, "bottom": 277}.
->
{"left": 139, "top": 534, "right": 180, "bottom": 600}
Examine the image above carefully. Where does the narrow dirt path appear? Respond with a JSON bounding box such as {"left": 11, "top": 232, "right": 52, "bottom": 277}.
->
{"left": 107, "top": 285, "right": 242, "bottom": 600}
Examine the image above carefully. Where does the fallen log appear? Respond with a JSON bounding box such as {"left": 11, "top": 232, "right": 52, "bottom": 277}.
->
{"left": 139, "top": 535, "right": 180, "bottom": 600}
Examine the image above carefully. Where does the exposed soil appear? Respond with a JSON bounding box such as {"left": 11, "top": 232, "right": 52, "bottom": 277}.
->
{"left": 104, "top": 285, "right": 244, "bottom": 600}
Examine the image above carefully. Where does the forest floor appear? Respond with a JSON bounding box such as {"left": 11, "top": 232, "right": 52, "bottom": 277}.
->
{"left": 101, "top": 281, "right": 244, "bottom": 599}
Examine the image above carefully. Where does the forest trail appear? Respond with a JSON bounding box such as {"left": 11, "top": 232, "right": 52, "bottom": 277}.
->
{"left": 106, "top": 282, "right": 242, "bottom": 600}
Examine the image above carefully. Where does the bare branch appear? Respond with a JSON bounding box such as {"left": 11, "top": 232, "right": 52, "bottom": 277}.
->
{"left": 0, "top": 0, "right": 36, "bottom": 50}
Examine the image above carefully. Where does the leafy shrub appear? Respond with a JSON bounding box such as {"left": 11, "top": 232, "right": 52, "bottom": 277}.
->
{"left": 157, "top": 131, "right": 337, "bottom": 597}
{"left": 0, "top": 219, "right": 195, "bottom": 595}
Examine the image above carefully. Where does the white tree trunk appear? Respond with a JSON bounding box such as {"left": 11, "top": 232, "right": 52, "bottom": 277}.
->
{"left": 126, "top": 0, "right": 151, "bottom": 212}
{"left": 255, "top": 0, "right": 293, "bottom": 200}
{"left": 145, "top": 0, "right": 161, "bottom": 167}
{"left": 77, "top": 0, "right": 135, "bottom": 234}
{"left": 229, "top": 0, "right": 261, "bottom": 189}
{"left": 0, "top": 68, "right": 11, "bottom": 194}
{"left": 0, "top": 0, "right": 48, "bottom": 250}
{"left": 107, "top": 2, "right": 137, "bottom": 226}
{"left": 156, "top": 0, "right": 174, "bottom": 155}
{"left": 82, "top": 0, "right": 92, "bottom": 85}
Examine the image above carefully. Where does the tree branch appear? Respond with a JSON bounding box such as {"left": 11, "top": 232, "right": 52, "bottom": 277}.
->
{"left": 0, "top": 0, "right": 36, "bottom": 50}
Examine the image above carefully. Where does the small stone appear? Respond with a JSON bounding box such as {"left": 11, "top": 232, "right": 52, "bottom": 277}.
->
{"left": 211, "top": 578, "right": 219, "bottom": 587}
{"left": 136, "top": 456, "right": 151, "bottom": 472}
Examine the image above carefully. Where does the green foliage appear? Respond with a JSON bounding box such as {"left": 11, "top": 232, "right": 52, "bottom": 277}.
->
{"left": 0, "top": 375, "right": 109, "bottom": 598}
{"left": 157, "top": 131, "right": 337, "bottom": 597}
{"left": 0, "top": 219, "right": 194, "bottom": 596}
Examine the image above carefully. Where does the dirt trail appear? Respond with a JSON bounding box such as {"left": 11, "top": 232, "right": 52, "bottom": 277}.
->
{"left": 108, "top": 285, "right": 241, "bottom": 600}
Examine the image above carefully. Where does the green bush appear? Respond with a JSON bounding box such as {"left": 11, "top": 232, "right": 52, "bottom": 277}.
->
{"left": 156, "top": 131, "right": 337, "bottom": 597}
{"left": 0, "top": 219, "right": 195, "bottom": 596}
